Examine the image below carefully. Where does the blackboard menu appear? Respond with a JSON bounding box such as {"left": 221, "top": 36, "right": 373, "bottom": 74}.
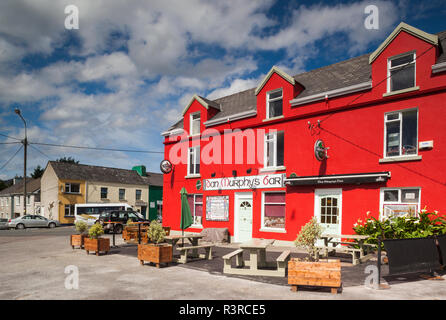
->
{"left": 206, "top": 196, "right": 229, "bottom": 221}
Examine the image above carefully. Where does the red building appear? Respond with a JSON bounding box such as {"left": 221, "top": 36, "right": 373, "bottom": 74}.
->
{"left": 161, "top": 23, "right": 446, "bottom": 244}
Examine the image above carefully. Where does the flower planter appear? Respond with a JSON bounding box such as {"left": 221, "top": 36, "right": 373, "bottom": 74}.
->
{"left": 84, "top": 237, "right": 110, "bottom": 256}
{"left": 288, "top": 258, "right": 342, "bottom": 294}
{"left": 70, "top": 234, "right": 88, "bottom": 249}
{"left": 123, "top": 226, "right": 149, "bottom": 243}
{"left": 138, "top": 243, "right": 172, "bottom": 268}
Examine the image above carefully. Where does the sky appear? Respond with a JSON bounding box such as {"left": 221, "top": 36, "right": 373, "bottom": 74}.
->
{"left": 0, "top": 0, "right": 445, "bottom": 180}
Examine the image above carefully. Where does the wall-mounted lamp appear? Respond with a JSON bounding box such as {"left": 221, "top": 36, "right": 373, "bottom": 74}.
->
{"left": 246, "top": 168, "right": 252, "bottom": 174}
{"left": 211, "top": 172, "right": 216, "bottom": 177}
{"left": 232, "top": 170, "right": 237, "bottom": 177}
{"left": 60, "top": 185, "right": 64, "bottom": 193}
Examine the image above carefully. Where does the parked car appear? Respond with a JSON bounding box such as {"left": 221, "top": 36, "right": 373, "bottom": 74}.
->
{"left": 97, "top": 210, "right": 148, "bottom": 234}
{"left": 7, "top": 215, "right": 60, "bottom": 229}
{"left": 0, "top": 218, "right": 9, "bottom": 230}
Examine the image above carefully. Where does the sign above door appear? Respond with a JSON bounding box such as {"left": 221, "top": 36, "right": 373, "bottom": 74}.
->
{"left": 204, "top": 174, "right": 284, "bottom": 191}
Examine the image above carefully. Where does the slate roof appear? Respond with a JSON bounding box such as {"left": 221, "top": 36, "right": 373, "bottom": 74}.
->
{"left": 0, "top": 178, "right": 41, "bottom": 196}
{"left": 165, "top": 29, "right": 446, "bottom": 132}
{"left": 48, "top": 161, "right": 161, "bottom": 186}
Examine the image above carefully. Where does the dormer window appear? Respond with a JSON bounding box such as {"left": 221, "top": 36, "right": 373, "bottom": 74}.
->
{"left": 190, "top": 112, "right": 201, "bottom": 136}
{"left": 388, "top": 52, "right": 415, "bottom": 92}
{"left": 267, "top": 89, "right": 283, "bottom": 119}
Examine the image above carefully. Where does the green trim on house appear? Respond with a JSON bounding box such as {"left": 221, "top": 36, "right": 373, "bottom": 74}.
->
{"left": 148, "top": 185, "right": 163, "bottom": 221}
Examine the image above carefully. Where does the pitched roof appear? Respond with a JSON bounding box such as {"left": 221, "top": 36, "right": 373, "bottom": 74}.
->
{"left": 48, "top": 161, "right": 159, "bottom": 186}
{"left": 0, "top": 178, "right": 41, "bottom": 196}
{"left": 141, "top": 172, "right": 163, "bottom": 187}
{"left": 164, "top": 27, "right": 446, "bottom": 132}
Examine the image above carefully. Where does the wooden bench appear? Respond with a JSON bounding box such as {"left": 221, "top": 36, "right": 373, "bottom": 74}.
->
{"left": 176, "top": 244, "right": 214, "bottom": 264}
{"left": 316, "top": 245, "right": 362, "bottom": 265}
{"left": 223, "top": 249, "right": 245, "bottom": 273}
{"left": 276, "top": 250, "right": 291, "bottom": 276}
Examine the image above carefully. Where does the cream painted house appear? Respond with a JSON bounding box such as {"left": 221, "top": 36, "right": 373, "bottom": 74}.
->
{"left": 40, "top": 161, "right": 162, "bottom": 224}
{"left": 0, "top": 178, "right": 41, "bottom": 219}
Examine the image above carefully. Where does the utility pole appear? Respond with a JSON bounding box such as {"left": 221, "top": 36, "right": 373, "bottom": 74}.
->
{"left": 15, "top": 108, "right": 27, "bottom": 216}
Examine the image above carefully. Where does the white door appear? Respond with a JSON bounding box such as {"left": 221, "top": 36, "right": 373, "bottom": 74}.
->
{"left": 315, "top": 189, "right": 342, "bottom": 246}
{"left": 235, "top": 193, "right": 253, "bottom": 243}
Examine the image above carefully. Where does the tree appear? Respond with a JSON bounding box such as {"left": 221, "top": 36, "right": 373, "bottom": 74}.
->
{"left": 31, "top": 165, "right": 44, "bottom": 179}
{"left": 0, "top": 180, "right": 7, "bottom": 191}
{"left": 56, "top": 157, "right": 79, "bottom": 164}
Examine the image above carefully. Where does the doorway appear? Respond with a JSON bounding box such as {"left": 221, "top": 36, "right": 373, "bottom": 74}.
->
{"left": 234, "top": 192, "right": 253, "bottom": 243}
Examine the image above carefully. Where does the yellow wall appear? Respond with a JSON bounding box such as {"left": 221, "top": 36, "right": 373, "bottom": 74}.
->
{"left": 58, "top": 179, "right": 86, "bottom": 224}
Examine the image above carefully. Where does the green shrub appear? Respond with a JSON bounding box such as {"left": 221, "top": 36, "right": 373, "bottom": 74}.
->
{"left": 88, "top": 223, "right": 104, "bottom": 239}
{"left": 147, "top": 220, "right": 166, "bottom": 244}
{"left": 294, "top": 217, "right": 323, "bottom": 261}
{"left": 75, "top": 220, "right": 88, "bottom": 234}
{"left": 353, "top": 208, "right": 446, "bottom": 247}
{"left": 126, "top": 219, "right": 133, "bottom": 225}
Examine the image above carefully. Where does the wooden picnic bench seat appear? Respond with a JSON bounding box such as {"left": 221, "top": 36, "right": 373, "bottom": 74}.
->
{"left": 276, "top": 250, "right": 291, "bottom": 277}
{"left": 316, "top": 245, "right": 362, "bottom": 265}
{"left": 176, "top": 243, "right": 214, "bottom": 264}
{"left": 223, "top": 249, "right": 245, "bottom": 272}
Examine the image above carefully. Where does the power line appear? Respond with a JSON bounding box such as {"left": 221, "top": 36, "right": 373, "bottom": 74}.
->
{"left": 29, "top": 142, "right": 164, "bottom": 154}
{"left": 28, "top": 144, "right": 52, "bottom": 160}
{"left": 0, "top": 142, "right": 21, "bottom": 145}
{"left": 0, "top": 145, "right": 23, "bottom": 172}
{"left": 0, "top": 132, "right": 21, "bottom": 141}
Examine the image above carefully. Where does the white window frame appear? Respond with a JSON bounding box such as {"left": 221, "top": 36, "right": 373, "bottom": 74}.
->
{"left": 64, "top": 204, "right": 75, "bottom": 217}
{"left": 379, "top": 187, "right": 421, "bottom": 220}
{"left": 263, "top": 131, "right": 285, "bottom": 171}
{"left": 187, "top": 146, "right": 200, "bottom": 177}
{"left": 189, "top": 194, "right": 203, "bottom": 227}
{"left": 119, "top": 188, "right": 126, "bottom": 200}
{"left": 260, "top": 191, "right": 286, "bottom": 232}
{"left": 100, "top": 187, "right": 108, "bottom": 199}
{"left": 387, "top": 51, "right": 416, "bottom": 93}
{"left": 266, "top": 88, "right": 283, "bottom": 120}
{"left": 15, "top": 196, "right": 20, "bottom": 206}
{"left": 190, "top": 112, "right": 201, "bottom": 136}
{"left": 65, "top": 183, "right": 81, "bottom": 194}
{"left": 383, "top": 108, "right": 418, "bottom": 159}
{"left": 135, "top": 189, "right": 142, "bottom": 201}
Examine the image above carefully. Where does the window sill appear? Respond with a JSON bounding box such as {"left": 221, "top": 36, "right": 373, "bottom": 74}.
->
{"left": 262, "top": 115, "right": 284, "bottom": 122}
{"left": 383, "top": 86, "right": 419, "bottom": 97}
{"left": 63, "top": 192, "right": 82, "bottom": 195}
{"left": 379, "top": 155, "right": 422, "bottom": 163}
{"left": 190, "top": 225, "right": 203, "bottom": 229}
{"left": 185, "top": 174, "right": 201, "bottom": 179}
{"left": 259, "top": 228, "right": 286, "bottom": 233}
{"left": 259, "top": 166, "right": 286, "bottom": 173}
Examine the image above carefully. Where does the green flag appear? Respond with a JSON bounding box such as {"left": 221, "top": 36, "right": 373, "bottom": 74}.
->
{"left": 180, "top": 187, "right": 193, "bottom": 230}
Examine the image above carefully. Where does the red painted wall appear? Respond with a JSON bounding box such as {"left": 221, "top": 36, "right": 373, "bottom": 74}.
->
{"left": 162, "top": 29, "right": 446, "bottom": 242}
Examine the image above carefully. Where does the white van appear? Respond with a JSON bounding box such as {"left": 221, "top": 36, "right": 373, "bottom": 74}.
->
{"left": 74, "top": 203, "right": 133, "bottom": 226}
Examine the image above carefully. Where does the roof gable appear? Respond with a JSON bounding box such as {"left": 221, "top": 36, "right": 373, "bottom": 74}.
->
{"left": 369, "top": 22, "right": 438, "bottom": 64}
{"left": 182, "top": 94, "right": 221, "bottom": 116}
{"left": 255, "top": 66, "right": 296, "bottom": 95}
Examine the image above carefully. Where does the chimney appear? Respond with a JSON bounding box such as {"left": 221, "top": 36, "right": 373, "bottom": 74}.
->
{"left": 132, "top": 165, "right": 147, "bottom": 177}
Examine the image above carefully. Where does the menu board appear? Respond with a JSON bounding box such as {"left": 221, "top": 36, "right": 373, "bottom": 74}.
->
{"left": 206, "top": 196, "right": 229, "bottom": 221}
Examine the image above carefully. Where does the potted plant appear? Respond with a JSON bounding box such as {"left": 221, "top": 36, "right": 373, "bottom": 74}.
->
{"left": 84, "top": 223, "right": 110, "bottom": 256}
{"left": 288, "top": 217, "right": 342, "bottom": 294}
{"left": 138, "top": 220, "right": 172, "bottom": 268}
{"left": 71, "top": 220, "right": 88, "bottom": 249}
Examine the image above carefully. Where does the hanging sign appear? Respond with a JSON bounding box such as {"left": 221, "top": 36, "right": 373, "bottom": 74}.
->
{"left": 314, "top": 139, "right": 329, "bottom": 161}
{"left": 204, "top": 174, "right": 284, "bottom": 191}
{"left": 160, "top": 159, "right": 172, "bottom": 174}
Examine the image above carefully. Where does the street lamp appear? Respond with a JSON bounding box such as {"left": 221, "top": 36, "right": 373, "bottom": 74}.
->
{"left": 15, "top": 108, "right": 27, "bottom": 216}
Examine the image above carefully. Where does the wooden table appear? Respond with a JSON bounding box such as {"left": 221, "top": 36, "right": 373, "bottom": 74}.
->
{"left": 223, "top": 239, "right": 289, "bottom": 277}
{"left": 165, "top": 234, "right": 204, "bottom": 262}
{"left": 130, "top": 222, "right": 151, "bottom": 244}
{"left": 320, "top": 234, "right": 373, "bottom": 264}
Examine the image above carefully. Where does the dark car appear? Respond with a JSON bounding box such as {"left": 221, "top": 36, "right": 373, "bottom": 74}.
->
{"left": 97, "top": 210, "right": 148, "bottom": 234}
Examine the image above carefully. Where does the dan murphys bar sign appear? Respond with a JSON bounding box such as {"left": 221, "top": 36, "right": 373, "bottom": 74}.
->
{"left": 204, "top": 174, "right": 284, "bottom": 191}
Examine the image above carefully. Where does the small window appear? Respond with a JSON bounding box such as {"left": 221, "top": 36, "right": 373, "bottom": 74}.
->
{"left": 100, "top": 187, "right": 108, "bottom": 199}
{"left": 188, "top": 146, "right": 200, "bottom": 176}
{"left": 65, "top": 183, "right": 80, "bottom": 194}
{"left": 64, "top": 204, "right": 75, "bottom": 217}
{"left": 267, "top": 89, "right": 283, "bottom": 119}
{"left": 136, "top": 189, "right": 142, "bottom": 201}
{"left": 381, "top": 187, "right": 420, "bottom": 220}
{"left": 263, "top": 192, "right": 286, "bottom": 229}
{"left": 187, "top": 194, "right": 203, "bottom": 226}
{"left": 119, "top": 189, "right": 126, "bottom": 200}
{"left": 388, "top": 52, "right": 415, "bottom": 92}
{"left": 190, "top": 112, "right": 201, "bottom": 136}
{"left": 264, "top": 131, "right": 284, "bottom": 168}
{"left": 385, "top": 109, "right": 417, "bottom": 157}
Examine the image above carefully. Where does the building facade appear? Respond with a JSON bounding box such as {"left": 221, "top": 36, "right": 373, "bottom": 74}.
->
{"left": 161, "top": 23, "right": 446, "bottom": 243}
{"left": 40, "top": 161, "right": 163, "bottom": 224}
{"left": 0, "top": 178, "right": 41, "bottom": 219}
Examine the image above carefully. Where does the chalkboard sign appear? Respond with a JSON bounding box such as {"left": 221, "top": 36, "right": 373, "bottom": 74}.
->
{"left": 206, "top": 196, "right": 229, "bottom": 221}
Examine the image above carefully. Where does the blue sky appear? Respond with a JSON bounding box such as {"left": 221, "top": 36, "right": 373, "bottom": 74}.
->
{"left": 0, "top": 0, "right": 445, "bottom": 179}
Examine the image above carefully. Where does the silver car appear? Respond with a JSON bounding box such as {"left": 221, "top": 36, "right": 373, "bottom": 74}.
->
{"left": 7, "top": 215, "right": 60, "bottom": 229}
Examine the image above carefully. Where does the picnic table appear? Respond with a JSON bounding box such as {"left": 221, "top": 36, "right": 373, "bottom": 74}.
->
{"left": 223, "top": 239, "right": 291, "bottom": 277}
{"left": 164, "top": 234, "right": 213, "bottom": 264}
{"left": 318, "top": 234, "right": 374, "bottom": 265}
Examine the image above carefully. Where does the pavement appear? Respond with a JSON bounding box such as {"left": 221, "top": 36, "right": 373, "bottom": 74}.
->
{"left": 1, "top": 227, "right": 446, "bottom": 300}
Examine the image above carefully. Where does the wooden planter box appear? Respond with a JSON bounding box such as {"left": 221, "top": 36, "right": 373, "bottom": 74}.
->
{"left": 84, "top": 237, "right": 110, "bottom": 256}
{"left": 288, "top": 258, "right": 342, "bottom": 294}
{"left": 123, "top": 226, "right": 149, "bottom": 243}
{"left": 138, "top": 243, "right": 172, "bottom": 268}
{"left": 70, "top": 234, "right": 88, "bottom": 249}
